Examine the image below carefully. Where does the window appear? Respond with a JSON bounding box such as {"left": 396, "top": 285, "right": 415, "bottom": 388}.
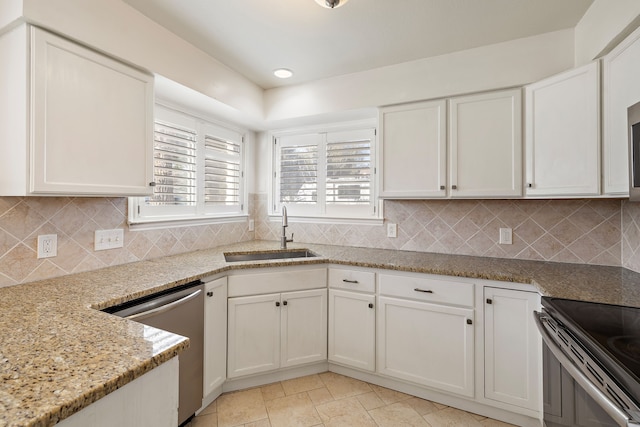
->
{"left": 129, "top": 104, "right": 246, "bottom": 226}
{"left": 273, "top": 127, "right": 378, "bottom": 220}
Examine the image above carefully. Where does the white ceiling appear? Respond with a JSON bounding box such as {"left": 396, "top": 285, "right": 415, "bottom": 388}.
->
{"left": 124, "top": 0, "right": 593, "bottom": 90}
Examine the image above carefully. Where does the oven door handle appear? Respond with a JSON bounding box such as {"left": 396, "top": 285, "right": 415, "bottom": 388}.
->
{"left": 534, "top": 311, "right": 638, "bottom": 427}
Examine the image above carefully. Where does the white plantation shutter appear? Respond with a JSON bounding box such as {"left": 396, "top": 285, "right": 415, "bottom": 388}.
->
{"left": 275, "top": 128, "right": 376, "bottom": 218}
{"left": 148, "top": 121, "right": 197, "bottom": 206}
{"left": 326, "top": 129, "right": 373, "bottom": 206}
{"left": 203, "top": 122, "right": 243, "bottom": 213}
{"left": 132, "top": 104, "right": 246, "bottom": 224}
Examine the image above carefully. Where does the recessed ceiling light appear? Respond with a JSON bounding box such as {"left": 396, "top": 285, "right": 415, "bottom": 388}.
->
{"left": 314, "top": 0, "right": 350, "bottom": 9}
{"left": 274, "top": 68, "right": 294, "bottom": 79}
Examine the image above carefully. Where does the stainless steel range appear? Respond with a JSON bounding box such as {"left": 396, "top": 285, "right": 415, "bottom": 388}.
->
{"left": 535, "top": 297, "right": 640, "bottom": 426}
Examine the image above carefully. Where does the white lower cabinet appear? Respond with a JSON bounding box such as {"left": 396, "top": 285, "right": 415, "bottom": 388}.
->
{"left": 377, "top": 296, "right": 475, "bottom": 397}
{"left": 203, "top": 277, "right": 227, "bottom": 398}
{"left": 58, "top": 357, "right": 178, "bottom": 427}
{"left": 328, "top": 289, "right": 376, "bottom": 371}
{"left": 483, "top": 286, "right": 541, "bottom": 412}
{"left": 227, "top": 288, "right": 327, "bottom": 378}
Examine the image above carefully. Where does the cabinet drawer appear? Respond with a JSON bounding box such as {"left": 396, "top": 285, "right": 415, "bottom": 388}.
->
{"left": 328, "top": 268, "right": 375, "bottom": 293}
{"left": 228, "top": 267, "right": 327, "bottom": 297}
{"left": 378, "top": 273, "right": 474, "bottom": 307}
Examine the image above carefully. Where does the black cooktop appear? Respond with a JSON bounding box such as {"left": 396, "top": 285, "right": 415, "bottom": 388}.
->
{"left": 542, "top": 296, "right": 640, "bottom": 405}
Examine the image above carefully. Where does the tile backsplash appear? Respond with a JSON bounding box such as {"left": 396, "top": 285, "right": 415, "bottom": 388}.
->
{"left": 256, "top": 195, "right": 623, "bottom": 267}
{"left": 0, "top": 197, "right": 254, "bottom": 288}
{"left": 0, "top": 194, "right": 632, "bottom": 288}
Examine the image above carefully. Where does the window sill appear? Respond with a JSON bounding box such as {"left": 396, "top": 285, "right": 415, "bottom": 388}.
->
{"left": 129, "top": 214, "right": 249, "bottom": 231}
{"left": 267, "top": 214, "right": 384, "bottom": 226}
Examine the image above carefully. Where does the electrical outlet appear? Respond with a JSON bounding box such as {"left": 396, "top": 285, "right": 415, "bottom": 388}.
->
{"left": 94, "top": 229, "right": 124, "bottom": 251}
{"left": 248, "top": 219, "right": 255, "bottom": 232}
{"left": 387, "top": 223, "right": 398, "bottom": 238}
{"left": 499, "top": 228, "right": 513, "bottom": 245}
{"left": 37, "top": 234, "right": 58, "bottom": 258}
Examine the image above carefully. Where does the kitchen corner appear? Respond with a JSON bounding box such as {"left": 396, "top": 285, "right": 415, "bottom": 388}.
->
{"left": 4, "top": 239, "right": 640, "bottom": 426}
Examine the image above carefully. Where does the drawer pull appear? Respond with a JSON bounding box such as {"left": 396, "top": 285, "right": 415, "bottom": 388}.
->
{"left": 275, "top": 301, "right": 280, "bottom": 307}
{"left": 466, "top": 319, "right": 473, "bottom": 325}
{"left": 342, "top": 279, "right": 359, "bottom": 284}
{"left": 206, "top": 291, "right": 214, "bottom": 297}
{"left": 414, "top": 288, "right": 433, "bottom": 294}
{"left": 368, "top": 303, "right": 374, "bottom": 309}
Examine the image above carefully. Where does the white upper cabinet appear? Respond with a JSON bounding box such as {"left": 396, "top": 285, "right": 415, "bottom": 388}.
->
{"left": 0, "top": 24, "right": 154, "bottom": 196}
{"left": 603, "top": 25, "right": 640, "bottom": 196}
{"left": 449, "top": 89, "right": 522, "bottom": 198}
{"left": 379, "top": 100, "right": 447, "bottom": 198}
{"left": 524, "top": 62, "right": 600, "bottom": 197}
{"left": 379, "top": 89, "right": 521, "bottom": 199}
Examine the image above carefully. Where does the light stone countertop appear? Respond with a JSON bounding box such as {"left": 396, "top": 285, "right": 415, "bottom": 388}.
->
{"left": 3, "top": 239, "right": 640, "bottom": 427}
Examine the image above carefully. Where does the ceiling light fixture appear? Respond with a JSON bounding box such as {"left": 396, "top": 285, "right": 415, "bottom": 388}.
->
{"left": 273, "top": 68, "right": 293, "bottom": 79}
{"left": 314, "top": 0, "right": 349, "bottom": 9}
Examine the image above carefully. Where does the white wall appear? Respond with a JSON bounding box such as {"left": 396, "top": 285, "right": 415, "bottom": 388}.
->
{"left": 0, "top": 0, "right": 22, "bottom": 31}
{"left": 575, "top": 0, "right": 640, "bottom": 66}
{"left": 264, "top": 29, "right": 574, "bottom": 122}
{"left": 19, "top": 0, "right": 264, "bottom": 123}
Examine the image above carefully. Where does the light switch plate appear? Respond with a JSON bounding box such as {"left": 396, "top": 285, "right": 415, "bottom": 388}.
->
{"left": 499, "top": 228, "right": 513, "bottom": 245}
{"left": 387, "top": 223, "right": 398, "bottom": 238}
{"left": 95, "top": 229, "right": 124, "bottom": 251}
{"left": 248, "top": 219, "right": 255, "bottom": 232}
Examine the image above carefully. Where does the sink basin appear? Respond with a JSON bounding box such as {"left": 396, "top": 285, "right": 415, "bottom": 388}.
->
{"left": 224, "top": 249, "right": 318, "bottom": 262}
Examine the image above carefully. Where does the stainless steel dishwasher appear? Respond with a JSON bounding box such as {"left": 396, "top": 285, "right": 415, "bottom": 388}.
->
{"left": 104, "top": 280, "right": 204, "bottom": 426}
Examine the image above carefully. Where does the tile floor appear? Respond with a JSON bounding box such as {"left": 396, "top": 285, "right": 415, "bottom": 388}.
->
{"left": 185, "top": 372, "right": 517, "bottom": 427}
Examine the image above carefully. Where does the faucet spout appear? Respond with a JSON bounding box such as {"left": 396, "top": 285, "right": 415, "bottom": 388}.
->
{"left": 281, "top": 206, "right": 293, "bottom": 249}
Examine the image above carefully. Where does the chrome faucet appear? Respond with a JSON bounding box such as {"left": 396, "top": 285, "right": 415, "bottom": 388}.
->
{"left": 281, "top": 206, "right": 294, "bottom": 249}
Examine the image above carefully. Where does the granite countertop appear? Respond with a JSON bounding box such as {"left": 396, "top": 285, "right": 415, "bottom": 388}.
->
{"left": 3, "top": 240, "right": 640, "bottom": 427}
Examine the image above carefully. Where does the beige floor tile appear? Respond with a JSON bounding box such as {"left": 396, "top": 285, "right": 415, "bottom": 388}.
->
{"left": 369, "top": 401, "right": 431, "bottom": 427}
{"left": 266, "top": 392, "right": 322, "bottom": 427}
{"left": 199, "top": 400, "right": 218, "bottom": 416}
{"left": 244, "top": 419, "right": 272, "bottom": 427}
{"left": 432, "top": 402, "right": 448, "bottom": 410}
{"left": 282, "top": 374, "right": 326, "bottom": 395}
{"left": 370, "top": 384, "right": 413, "bottom": 404}
{"left": 191, "top": 413, "right": 218, "bottom": 427}
{"left": 423, "top": 407, "right": 484, "bottom": 427}
{"left": 405, "top": 397, "right": 439, "bottom": 416}
{"left": 315, "top": 396, "right": 377, "bottom": 427}
{"left": 307, "top": 387, "right": 335, "bottom": 406}
{"left": 355, "top": 391, "right": 385, "bottom": 410}
{"left": 471, "top": 413, "right": 488, "bottom": 421}
{"left": 318, "top": 372, "right": 372, "bottom": 399}
{"left": 217, "top": 388, "right": 268, "bottom": 427}
{"left": 479, "top": 418, "right": 517, "bottom": 426}
{"left": 261, "top": 382, "right": 286, "bottom": 401}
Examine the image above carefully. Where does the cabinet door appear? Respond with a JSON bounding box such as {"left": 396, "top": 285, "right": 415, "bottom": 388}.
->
{"left": 379, "top": 100, "right": 447, "bottom": 198}
{"left": 328, "top": 289, "right": 375, "bottom": 371}
{"left": 449, "top": 89, "right": 522, "bottom": 198}
{"left": 603, "top": 25, "right": 640, "bottom": 196}
{"left": 377, "top": 296, "right": 474, "bottom": 397}
{"left": 484, "top": 287, "right": 540, "bottom": 411}
{"left": 227, "top": 293, "right": 281, "bottom": 378}
{"left": 30, "top": 27, "right": 153, "bottom": 195}
{"left": 203, "top": 277, "right": 227, "bottom": 397}
{"left": 281, "top": 289, "right": 327, "bottom": 368}
{"left": 525, "top": 62, "right": 600, "bottom": 197}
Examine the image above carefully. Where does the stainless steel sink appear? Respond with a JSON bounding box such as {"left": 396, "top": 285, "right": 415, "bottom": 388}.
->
{"left": 224, "top": 249, "right": 318, "bottom": 262}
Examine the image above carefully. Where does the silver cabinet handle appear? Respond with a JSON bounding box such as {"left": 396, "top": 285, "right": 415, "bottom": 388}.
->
{"left": 342, "top": 279, "right": 359, "bottom": 284}
{"left": 414, "top": 288, "right": 433, "bottom": 293}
